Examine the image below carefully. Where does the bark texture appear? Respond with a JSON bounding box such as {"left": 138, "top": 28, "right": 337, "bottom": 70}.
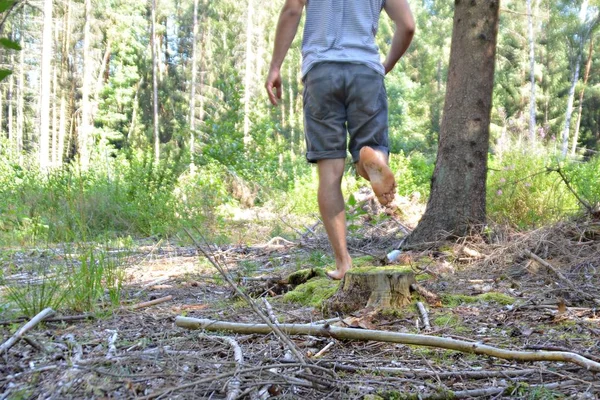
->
{"left": 406, "top": 0, "right": 500, "bottom": 246}
{"left": 326, "top": 269, "right": 416, "bottom": 314}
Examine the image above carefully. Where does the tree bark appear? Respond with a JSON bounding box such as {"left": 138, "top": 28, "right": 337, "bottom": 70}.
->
{"left": 405, "top": 0, "right": 500, "bottom": 246}
{"left": 571, "top": 36, "right": 593, "bottom": 156}
{"left": 326, "top": 269, "right": 416, "bottom": 314}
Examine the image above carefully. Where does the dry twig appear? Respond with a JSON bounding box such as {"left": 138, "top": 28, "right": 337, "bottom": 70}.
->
{"left": 182, "top": 228, "right": 308, "bottom": 365}
{"left": 131, "top": 295, "right": 173, "bottom": 310}
{"left": 0, "top": 308, "right": 54, "bottom": 354}
{"left": 416, "top": 302, "right": 431, "bottom": 331}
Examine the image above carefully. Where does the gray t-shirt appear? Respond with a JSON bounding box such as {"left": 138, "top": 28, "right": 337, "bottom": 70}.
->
{"left": 301, "top": 0, "right": 386, "bottom": 78}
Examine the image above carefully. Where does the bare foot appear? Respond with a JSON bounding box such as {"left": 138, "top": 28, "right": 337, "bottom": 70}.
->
{"left": 358, "top": 147, "right": 396, "bottom": 206}
{"left": 326, "top": 264, "right": 350, "bottom": 280}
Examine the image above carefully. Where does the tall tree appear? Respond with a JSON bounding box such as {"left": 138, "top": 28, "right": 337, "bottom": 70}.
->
{"left": 151, "top": 0, "right": 160, "bottom": 163}
{"left": 39, "top": 0, "right": 52, "bottom": 170}
{"left": 406, "top": 0, "right": 501, "bottom": 245}
{"left": 527, "top": 0, "right": 539, "bottom": 142}
{"left": 571, "top": 35, "right": 594, "bottom": 155}
{"left": 79, "top": 0, "right": 93, "bottom": 169}
{"left": 560, "top": 0, "right": 598, "bottom": 157}
{"left": 188, "top": 0, "right": 199, "bottom": 173}
{"left": 242, "top": 0, "right": 254, "bottom": 147}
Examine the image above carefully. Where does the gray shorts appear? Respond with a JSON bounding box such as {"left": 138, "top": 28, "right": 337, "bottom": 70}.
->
{"left": 303, "top": 62, "right": 389, "bottom": 163}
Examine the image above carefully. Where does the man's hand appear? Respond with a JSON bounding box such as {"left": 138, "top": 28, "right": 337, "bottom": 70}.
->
{"left": 265, "top": 0, "right": 304, "bottom": 105}
{"left": 383, "top": 0, "right": 415, "bottom": 74}
{"left": 266, "top": 67, "right": 283, "bottom": 106}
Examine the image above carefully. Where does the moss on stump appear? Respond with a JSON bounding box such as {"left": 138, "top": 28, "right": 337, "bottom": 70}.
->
{"left": 326, "top": 266, "right": 416, "bottom": 314}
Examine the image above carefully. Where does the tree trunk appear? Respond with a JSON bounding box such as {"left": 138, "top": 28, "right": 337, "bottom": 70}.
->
{"left": 57, "top": 0, "right": 72, "bottom": 166}
{"left": 151, "top": 0, "right": 160, "bottom": 163}
{"left": 527, "top": 0, "right": 537, "bottom": 143}
{"left": 326, "top": 268, "right": 416, "bottom": 314}
{"left": 242, "top": 0, "right": 254, "bottom": 147}
{"left": 188, "top": 0, "right": 199, "bottom": 173}
{"left": 571, "top": 37, "right": 593, "bottom": 156}
{"left": 561, "top": 0, "right": 589, "bottom": 158}
{"left": 7, "top": 61, "right": 13, "bottom": 143}
{"left": 79, "top": 0, "right": 93, "bottom": 169}
{"left": 16, "top": 24, "right": 24, "bottom": 161}
{"left": 405, "top": 0, "right": 500, "bottom": 247}
{"left": 39, "top": 0, "right": 53, "bottom": 170}
{"left": 562, "top": 55, "right": 582, "bottom": 158}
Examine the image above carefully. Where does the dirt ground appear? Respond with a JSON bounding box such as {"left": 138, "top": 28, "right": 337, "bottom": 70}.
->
{"left": 1, "top": 207, "right": 600, "bottom": 399}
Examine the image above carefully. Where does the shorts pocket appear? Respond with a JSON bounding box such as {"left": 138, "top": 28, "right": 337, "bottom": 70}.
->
{"left": 304, "top": 69, "right": 333, "bottom": 120}
{"left": 354, "top": 73, "right": 385, "bottom": 116}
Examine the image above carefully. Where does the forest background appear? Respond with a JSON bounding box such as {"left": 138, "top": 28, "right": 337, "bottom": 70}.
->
{"left": 0, "top": 0, "right": 600, "bottom": 246}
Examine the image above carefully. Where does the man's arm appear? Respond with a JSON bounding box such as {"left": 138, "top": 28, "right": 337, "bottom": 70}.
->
{"left": 265, "top": 0, "right": 305, "bottom": 105}
{"left": 382, "top": 0, "right": 415, "bottom": 74}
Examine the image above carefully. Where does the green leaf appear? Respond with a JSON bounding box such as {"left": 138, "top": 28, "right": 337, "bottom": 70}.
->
{"left": 0, "top": 38, "right": 21, "bottom": 51}
{"left": 0, "top": 69, "right": 12, "bottom": 82}
{"left": 0, "top": 0, "right": 15, "bottom": 14}
{"left": 347, "top": 193, "right": 357, "bottom": 207}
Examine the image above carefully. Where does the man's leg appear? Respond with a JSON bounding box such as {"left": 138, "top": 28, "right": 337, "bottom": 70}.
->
{"left": 356, "top": 147, "right": 396, "bottom": 205}
{"left": 317, "top": 158, "right": 352, "bottom": 280}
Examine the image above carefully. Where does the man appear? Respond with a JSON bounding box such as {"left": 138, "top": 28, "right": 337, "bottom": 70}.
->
{"left": 266, "top": 0, "right": 415, "bottom": 280}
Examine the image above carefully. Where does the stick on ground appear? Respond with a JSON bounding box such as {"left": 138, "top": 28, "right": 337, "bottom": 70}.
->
{"left": 0, "top": 308, "right": 55, "bottom": 354}
{"left": 176, "top": 317, "right": 600, "bottom": 372}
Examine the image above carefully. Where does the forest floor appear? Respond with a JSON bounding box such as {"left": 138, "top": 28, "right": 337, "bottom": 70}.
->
{"left": 1, "top": 196, "right": 600, "bottom": 399}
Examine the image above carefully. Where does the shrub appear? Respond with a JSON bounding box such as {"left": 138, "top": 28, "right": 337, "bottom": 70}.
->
{"left": 487, "top": 146, "right": 578, "bottom": 228}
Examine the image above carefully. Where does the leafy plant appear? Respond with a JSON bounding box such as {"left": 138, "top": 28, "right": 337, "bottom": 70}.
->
{"left": 0, "top": 0, "right": 21, "bottom": 81}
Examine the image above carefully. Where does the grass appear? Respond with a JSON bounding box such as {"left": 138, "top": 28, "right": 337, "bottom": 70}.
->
{"left": 1, "top": 245, "right": 127, "bottom": 317}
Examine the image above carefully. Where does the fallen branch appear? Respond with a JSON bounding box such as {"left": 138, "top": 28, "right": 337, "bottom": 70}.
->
{"left": 328, "top": 363, "right": 540, "bottom": 379}
{"left": 262, "top": 298, "right": 279, "bottom": 325}
{"left": 131, "top": 295, "right": 173, "bottom": 310}
{"left": 0, "top": 308, "right": 55, "bottom": 354}
{"left": 0, "top": 313, "right": 94, "bottom": 327}
{"left": 199, "top": 334, "right": 243, "bottom": 400}
{"left": 416, "top": 302, "right": 431, "bottom": 332}
{"left": 410, "top": 283, "right": 441, "bottom": 306}
{"left": 421, "top": 380, "right": 576, "bottom": 400}
{"left": 183, "top": 228, "right": 308, "bottom": 365}
{"left": 176, "top": 317, "right": 600, "bottom": 372}
{"left": 525, "top": 345, "right": 600, "bottom": 363}
{"left": 312, "top": 341, "right": 334, "bottom": 358}
{"left": 524, "top": 250, "right": 600, "bottom": 305}
{"left": 139, "top": 363, "right": 333, "bottom": 400}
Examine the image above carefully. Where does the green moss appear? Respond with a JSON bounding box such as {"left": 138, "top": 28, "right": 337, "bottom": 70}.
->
{"left": 441, "top": 292, "right": 515, "bottom": 307}
{"left": 478, "top": 292, "right": 515, "bottom": 305}
{"left": 283, "top": 278, "right": 339, "bottom": 307}
{"left": 350, "top": 265, "right": 414, "bottom": 274}
{"left": 433, "top": 313, "right": 461, "bottom": 328}
{"left": 287, "top": 268, "right": 326, "bottom": 285}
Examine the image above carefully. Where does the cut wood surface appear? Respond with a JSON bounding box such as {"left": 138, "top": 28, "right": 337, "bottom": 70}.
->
{"left": 175, "top": 317, "right": 600, "bottom": 372}
{"left": 326, "top": 267, "right": 416, "bottom": 313}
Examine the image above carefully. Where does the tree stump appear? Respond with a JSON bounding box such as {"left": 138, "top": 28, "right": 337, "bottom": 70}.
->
{"left": 326, "top": 267, "right": 416, "bottom": 314}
